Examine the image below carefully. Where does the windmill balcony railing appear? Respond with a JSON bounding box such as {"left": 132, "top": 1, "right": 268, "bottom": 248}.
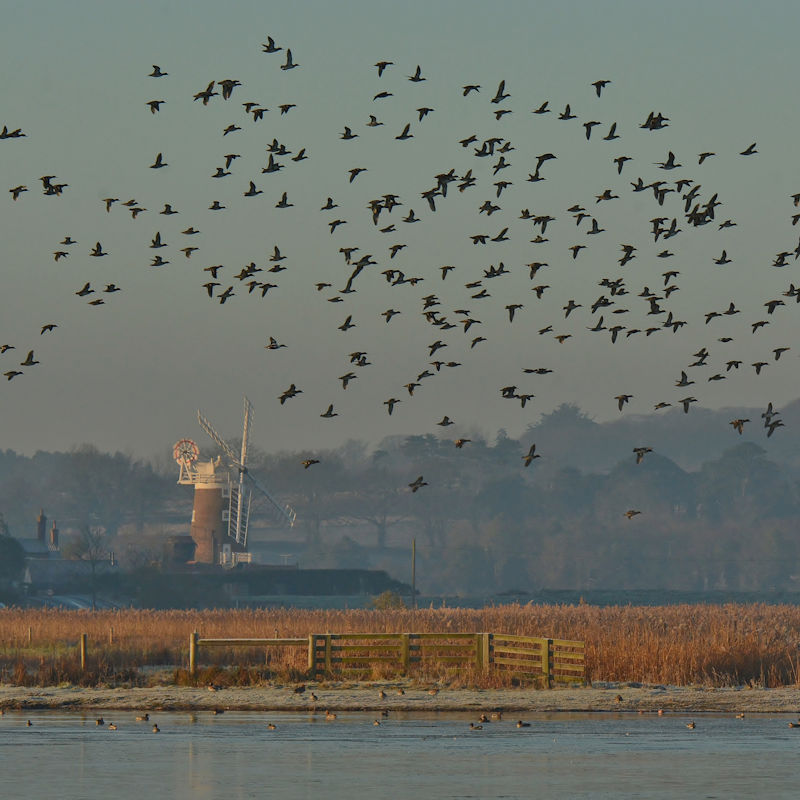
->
{"left": 184, "top": 471, "right": 231, "bottom": 486}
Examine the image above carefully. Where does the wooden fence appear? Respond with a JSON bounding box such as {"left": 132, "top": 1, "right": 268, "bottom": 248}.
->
{"left": 189, "top": 631, "right": 584, "bottom": 687}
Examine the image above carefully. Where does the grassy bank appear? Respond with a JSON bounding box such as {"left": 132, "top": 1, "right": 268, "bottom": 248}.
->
{"left": 1, "top": 604, "right": 799, "bottom": 688}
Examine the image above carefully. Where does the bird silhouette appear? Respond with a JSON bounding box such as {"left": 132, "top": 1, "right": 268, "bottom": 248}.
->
{"left": 522, "top": 444, "right": 540, "bottom": 467}
{"left": 408, "top": 475, "right": 428, "bottom": 492}
{"left": 615, "top": 394, "right": 633, "bottom": 411}
{"left": 633, "top": 447, "right": 653, "bottom": 464}
{"left": 279, "top": 384, "right": 302, "bottom": 404}
{"left": 592, "top": 79, "right": 611, "bottom": 96}
{"left": 262, "top": 36, "right": 281, "bottom": 53}
{"left": 281, "top": 49, "right": 299, "bottom": 70}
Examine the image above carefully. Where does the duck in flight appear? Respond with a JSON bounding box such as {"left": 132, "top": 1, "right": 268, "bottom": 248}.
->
{"left": 522, "top": 444, "right": 540, "bottom": 467}
{"left": 280, "top": 49, "right": 299, "bottom": 70}
{"left": 408, "top": 475, "right": 428, "bottom": 492}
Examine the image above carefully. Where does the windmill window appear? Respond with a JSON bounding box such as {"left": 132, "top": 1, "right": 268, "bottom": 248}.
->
{"left": 222, "top": 510, "right": 230, "bottom": 522}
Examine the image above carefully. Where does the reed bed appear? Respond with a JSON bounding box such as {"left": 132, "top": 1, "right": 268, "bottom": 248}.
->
{"left": 1, "top": 604, "right": 800, "bottom": 688}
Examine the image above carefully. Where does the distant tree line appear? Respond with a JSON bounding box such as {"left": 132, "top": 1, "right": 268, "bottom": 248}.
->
{"left": 1, "top": 400, "right": 799, "bottom": 595}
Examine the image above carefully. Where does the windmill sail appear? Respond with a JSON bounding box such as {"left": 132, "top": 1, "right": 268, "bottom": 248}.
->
{"left": 245, "top": 469, "right": 296, "bottom": 527}
{"left": 197, "top": 397, "right": 295, "bottom": 551}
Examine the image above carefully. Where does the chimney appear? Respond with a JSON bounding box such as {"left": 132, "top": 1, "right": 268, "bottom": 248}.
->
{"left": 36, "top": 509, "right": 46, "bottom": 543}
{"left": 49, "top": 520, "right": 59, "bottom": 550}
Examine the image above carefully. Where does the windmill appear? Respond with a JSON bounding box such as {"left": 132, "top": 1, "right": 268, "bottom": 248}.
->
{"left": 174, "top": 396, "right": 295, "bottom": 565}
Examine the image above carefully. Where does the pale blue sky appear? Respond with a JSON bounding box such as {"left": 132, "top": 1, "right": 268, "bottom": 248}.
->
{"left": 1, "top": 0, "right": 798, "bottom": 458}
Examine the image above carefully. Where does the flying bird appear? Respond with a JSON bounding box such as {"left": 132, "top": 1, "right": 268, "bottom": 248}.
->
{"left": 262, "top": 36, "right": 281, "bottom": 53}
{"left": 615, "top": 394, "right": 633, "bottom": 411}
{"left": 633, "top": 447, "right": 653, "bottom": 464}
{"left": 592, "top": 79, "right": 611, "bottom": 96}
{"left": 522, "top": 444, "right": 540, "bottom": 467}
{"left": 730, "top": 419, "right": 749, "bottom": 435}
{"left": 280, "top": 49, "right": 299, "bottom": 70}
{"left": 279, "top": 384, "right": 302, "bottom": 404}
{"left": 408, "top": 475, "right": 428, "bottom": 492}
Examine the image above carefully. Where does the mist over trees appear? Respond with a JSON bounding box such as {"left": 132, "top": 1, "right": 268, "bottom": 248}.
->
{"left": 2, "top": 399, "right": 800, "bottom": 596}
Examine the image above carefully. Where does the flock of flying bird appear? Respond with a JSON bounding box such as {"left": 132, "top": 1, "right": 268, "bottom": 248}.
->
{"left": 3, "top": 33, "right": 797, "bottom": 519}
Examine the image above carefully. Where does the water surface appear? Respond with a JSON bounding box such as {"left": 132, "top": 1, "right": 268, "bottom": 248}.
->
{"left": 2, "top": 710, "right": 797, "bottom": 799}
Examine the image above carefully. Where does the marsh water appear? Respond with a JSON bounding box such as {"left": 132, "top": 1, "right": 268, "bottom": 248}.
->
{"left": 2, "top": 710, "right": 797, "bottom": 799}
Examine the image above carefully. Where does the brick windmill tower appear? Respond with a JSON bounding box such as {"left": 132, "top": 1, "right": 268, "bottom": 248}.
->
{"left": 174, "top": 396, "right": 296, "bottom": 565}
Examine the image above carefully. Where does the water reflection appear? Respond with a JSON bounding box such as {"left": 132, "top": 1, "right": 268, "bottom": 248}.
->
{"left": 2, "top": 710, "right": 799, "bottom": 799}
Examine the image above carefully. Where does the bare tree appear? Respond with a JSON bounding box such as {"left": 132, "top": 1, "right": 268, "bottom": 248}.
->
{"left": 65, "top": 526, "right": 109, "bottom": 610}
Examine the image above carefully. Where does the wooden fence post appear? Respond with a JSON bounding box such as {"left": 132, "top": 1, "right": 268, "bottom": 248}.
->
{"left": 109, "top": 627, "right": 114, "bottom": 645}
{"left": 541, "top": 638, "right": 552, "bottom": 688}
{"left": 308, "top": 634, "right": 317, "bottom": 677}
{"left": 189, "top": 631, "right": 198, "bottom": 676}
{"left": 324, "top": 634, "right": 332, "bottom": 674}
{"left": 79, "top": 633, "right": 87, "bottom": 671}
{"left": 400, "top": 633, "right": 410, "bottom": 673}
{"left": 480, "top": 633, "right": 491, "bottom": 673}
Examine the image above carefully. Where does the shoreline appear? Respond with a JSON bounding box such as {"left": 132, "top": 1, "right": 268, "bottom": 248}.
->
{"left": 3, "top": 683, "right": 800, "bottom": 714}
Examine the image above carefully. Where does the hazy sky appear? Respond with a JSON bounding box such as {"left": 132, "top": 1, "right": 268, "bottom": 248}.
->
{"left": 1, "top": 0, "right": 799, "bottom": 462}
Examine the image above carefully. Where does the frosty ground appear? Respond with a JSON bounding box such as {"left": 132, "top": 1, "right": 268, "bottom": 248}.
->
{"left": 3, "top": 682, "right": 800, "bottom": 713}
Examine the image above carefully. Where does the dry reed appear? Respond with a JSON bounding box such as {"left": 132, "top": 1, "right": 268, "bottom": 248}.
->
{"left": 1, "top": 604, "right": 799, "bottom": 688}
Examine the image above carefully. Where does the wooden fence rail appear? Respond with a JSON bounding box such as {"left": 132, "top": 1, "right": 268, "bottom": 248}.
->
{"left": 188, "top": 631, "right": 584, "bottom": 686}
